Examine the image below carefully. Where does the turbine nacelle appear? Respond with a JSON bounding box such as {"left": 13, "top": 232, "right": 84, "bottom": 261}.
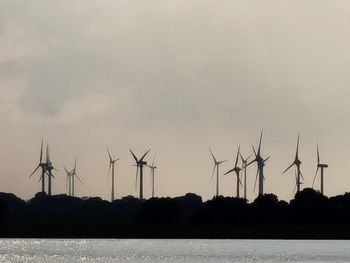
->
{"left": 138, "top": 160, "right": 147, "bottom": 166}
{"left": 318, "top": 163, "right": 328, "bottom": 168}
{"left": 233, "top": 167, "right": 242, "bottom": 173}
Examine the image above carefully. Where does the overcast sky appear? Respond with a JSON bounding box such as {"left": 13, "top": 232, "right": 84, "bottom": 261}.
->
{"left": 1, "top": 1, "right": 350, "bottom": 201}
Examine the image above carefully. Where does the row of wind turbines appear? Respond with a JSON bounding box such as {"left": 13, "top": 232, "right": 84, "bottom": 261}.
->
{"left": 210, "top": 131, "right": 328, "bottom": 199}
{"left": 29, "top": 140, "right": 157, "bottom": 201}
{"left": 29, "top": 130, "right": 328, "bottom": 202}
{"left": 30, "top": 140, "right": 83, "bottom": 198}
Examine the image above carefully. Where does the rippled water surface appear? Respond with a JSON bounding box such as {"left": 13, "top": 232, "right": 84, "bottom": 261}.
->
{"left": 0, "top": 239, "right": 349, "bottom": 262}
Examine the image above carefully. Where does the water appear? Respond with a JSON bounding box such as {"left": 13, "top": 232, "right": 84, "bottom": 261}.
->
{"left": 0, "top": 239, "right": 349, "bottom": 262}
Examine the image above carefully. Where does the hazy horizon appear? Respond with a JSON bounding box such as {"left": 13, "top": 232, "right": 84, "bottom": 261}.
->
{"left": 1, "top": 1, "right": 350, "bottom": 202}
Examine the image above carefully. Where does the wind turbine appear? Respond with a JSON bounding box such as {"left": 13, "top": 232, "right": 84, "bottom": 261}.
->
{"left": 107, "top": 147, "right": 120, "bottom": 202}
{"left": 63, "top": 165, "right": 72, "bottom": 196}
{"left": 312, "top": 143, "right": 328, "bottom": 195}
{"left": 283, "top": 134, "right": 303, "bottom": 193}
{"left": 209, "top": 148, "right": 228, "bottom": 197}
{"left": 146, "top": 155, "right": 157, "bottom": 198}
{"left": 224, "top": 146, "right": 243, "bottom": 198}
{"left": 246, "top": 130, "right": 270, "bottom": 196}
{"left": 45, "top": 144, "right": 56, "bottom": 196}
{"left": 29, "top": 139, "right": 47, "bottom": 193}
{"left": 70, "top": 158, "right": 82, "bottom": 197}
{"left": 130, "top": 149, "right": 150, "bottom": 200}
{"left": 63, "top": 158, "right": 82, "bottom": 197}
{"left": 240, "top": 153, "right": 251, "bottom": 200}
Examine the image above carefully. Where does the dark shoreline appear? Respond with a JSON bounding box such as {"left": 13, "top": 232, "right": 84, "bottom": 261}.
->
{"left": 1, "top": 188, "right": 350, "bottom": 239}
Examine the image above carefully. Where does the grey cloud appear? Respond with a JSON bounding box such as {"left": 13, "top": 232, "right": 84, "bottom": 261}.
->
{"left": 1, "top": 0, "right": 350, "bottom": 201}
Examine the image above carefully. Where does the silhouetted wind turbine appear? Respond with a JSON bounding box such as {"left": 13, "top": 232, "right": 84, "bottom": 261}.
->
{"left": 246, "top": 130, "right": 270, "bottom": 195}
{"left": 45, "top": 144, "right": 56, "bottom": 196}
{"left": 147, "top": 155, "right": 157, "bottom": 198}
{"left": 283, "top": 134, "right": 304, "bottom": 193}
{"left": 240, "top": 153, "right": 251, "bottom": 200}
{"left": 70, "top": 158, "right": 82, "bottom": 197}
{"left": 312, "top": 143, "right": 328, "bottom": 195}
{"left": 209, "top": 148, "right": 228, "bottom": 197}
{"left": 224, "top": 146, "right": 243, "bottom": 198}
{"left": 130, "top": 149, "right": 150, "bottom": 200}
{"left": 64, "top": 159, "right": 82, "bottom": 197}
{"left": 63, "top": 165, "right": 72, "bottom": 196}
{"left": 107, "top": 147, "right": 119, "bottom": 202}
{"left": 29, "top": 139, "right": 47, "bottom": 193}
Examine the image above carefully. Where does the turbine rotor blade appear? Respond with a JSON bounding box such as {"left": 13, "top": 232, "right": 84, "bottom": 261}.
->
{"left": 40, "top": 139, "right": 44, "bottom": 163}
{"left": 317, "top": 143, "right": 320, "bottom": 165}
{"left": 252, "top": 145, "right": 257, "bottom": 157}
{"left": 235, "top": 145, "right": 240, "bottom": 167}
{"left": 129, "top": 149, "right": 138, "bottom": 163}
{"left": 63, "top": 165, "right": 70, "bottom": 175}
{"left": 29, "top": 165, "right": 40, "bottom": 178}
{"left": 224, "top": 168, "right": 235, "bottom": 176}
{"left": 140, "top": 149, "right": 151, "bottom": 161}
{"left": 75, "top": 174, "right": 83, "bottom": 184}
{"left": 258, "top": 130, "right": 263, "bottom": 155}
{"left": 46, "top": 143, "right": 50, "bottom": 163}
{"left": 106, "top": 146, "right": 113, "bottom": 162}
{"left": 46, "top": 144, "right": 51, "bottom": 163}
{"left": 209, "top": 147, "right": 217, "bottom": 163}
{"left": 239, "top": 175, "right": 243, "bottom": 187}
{"left": 295, "top": 133, "right": 300, "bottom": 160}
{"left": 135, "top": 165, "right": 139, "bottom": 190}
{"left": 210, "top": 165, "right": 216, "bottom": 182}
{"left": 246, "top": 155, "right": 252, "bottom": 162}
{"left": 108, "top": 163, "right": 112, "bottom": 176}
{"left": 283, "top": 162, "right": 295, "bottom": 174}
{"left": 246, "top": 158, "right": 256, "bottom": 168}
{"left": 240, "top": 153, "right": 245, "bottom": 164}
{"left": 312, "top": 166, "right": 319, "bottom": 188}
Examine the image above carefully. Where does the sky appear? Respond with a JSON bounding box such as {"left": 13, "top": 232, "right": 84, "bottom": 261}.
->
{"left": 1, "top": 0, "right": 350, "bottom": 202}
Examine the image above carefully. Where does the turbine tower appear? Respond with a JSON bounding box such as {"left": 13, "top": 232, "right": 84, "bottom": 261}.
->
{"left": 283, "top": 134, "right": 304, "bottom": 193}
{"left": 224, "top": 146, "right": 243, "bottom": 198}
{"left": 240, "top": 153, "right": 251, "bottom": 200}
{"left": 45, "top": 144, "right": 56, "bottom": 196}
{"left": 209, "top": 148, "right": 228, "bottom": 197}
{"left": 107, "top": 147, "right": 120, "bottom": 202}
{"left": 130, "top": 149, "right": 151, "bottom": 200}
{"left": 146, "top": 155, "right": 157, "bottom": 198}
{"left": 246, "top": 130, "right": 270, "bottom": 196}
{"left": 312, "top": 143, "right": 328, "bottom": 195}
{"left": 30, "top": 139, "right": 47, "bottom": 193}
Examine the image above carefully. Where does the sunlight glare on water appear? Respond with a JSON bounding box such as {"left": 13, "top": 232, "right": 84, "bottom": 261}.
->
{"left": 0, "top": 239, "right": 349, "bottom": 262}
